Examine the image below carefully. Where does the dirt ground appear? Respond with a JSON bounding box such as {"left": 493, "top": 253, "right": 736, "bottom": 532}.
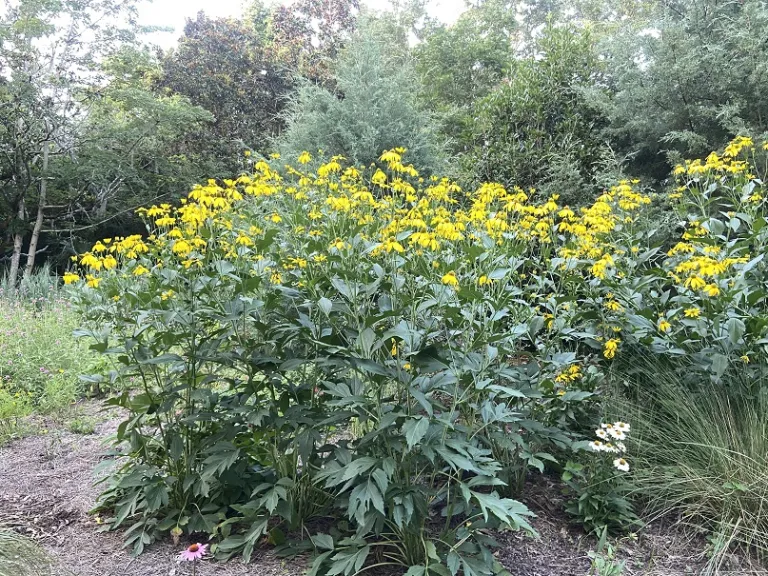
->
{"left": 0, "top": 401, "right": 762, "bottom": 576}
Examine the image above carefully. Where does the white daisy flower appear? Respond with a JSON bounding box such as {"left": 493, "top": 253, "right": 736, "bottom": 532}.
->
{"left": 608, "top": 428, "right": 626, "bottom": 441}
{"left": 589, "top": 440, "right": 605, "bottom": 452}
{"left": 613, "top": 458, "right": 630, "bottom": 472}
{"left": 596, "top": 429, "right": 608, "bottom": 439}
{"left": 615, "top": 442, "right": 627, "bottom": 453}
{"left": 614, "top": 421, "right": 630, "bottom": 432}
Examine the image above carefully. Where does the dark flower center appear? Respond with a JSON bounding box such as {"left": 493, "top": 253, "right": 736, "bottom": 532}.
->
{"left": 188, "top": 544, "right": 200, "bottom": 552}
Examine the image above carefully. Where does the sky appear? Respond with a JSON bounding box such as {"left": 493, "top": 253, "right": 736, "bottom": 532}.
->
{"left": 139, "top": 0, "right": 467, "bottom": 48}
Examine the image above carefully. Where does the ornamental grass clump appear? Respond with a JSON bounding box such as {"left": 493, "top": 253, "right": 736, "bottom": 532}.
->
{"left": 0, "top": 530, "right": 50, "bottom": 576}
{"left": 617, "top": 365, "right": 768, "bottom": 569}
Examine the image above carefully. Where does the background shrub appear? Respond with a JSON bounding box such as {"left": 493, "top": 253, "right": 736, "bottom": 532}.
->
{"left": 467, "top": 23, "right": 613, "bottom": 206}
{"left": 277, "top": 16, "right": 444, "bottom": 175}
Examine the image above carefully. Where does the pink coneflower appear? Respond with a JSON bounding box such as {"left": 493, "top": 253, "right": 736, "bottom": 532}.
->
{"left": 178, "top": 542, "right": 207, "bottom": 563}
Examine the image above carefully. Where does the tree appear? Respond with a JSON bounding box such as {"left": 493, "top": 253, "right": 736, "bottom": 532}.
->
{"left": 277, "top": 15, "right": 443, "bottom": 173}
{"left": 266, "top": 0, "right": 360, "bottom": 86}
{"left": 156, "top": 12, "right": 292, "bottom": 173}
{"left": 0, "top": 0, "right": 141, "bottom": 286}
{"left": 519, "top": 0, "right": 655, "bottom": 36}
{"left": 603, "top": 0, "right": 768, "bottom": 181}
{"left": 468, "top": 23, "right": 613, "bottom": 205}
{"left": 50, "top": 47, "right": 214, "bottom": 255}
{"left": 414, "top": 0, "right": 518, "bottom": 153}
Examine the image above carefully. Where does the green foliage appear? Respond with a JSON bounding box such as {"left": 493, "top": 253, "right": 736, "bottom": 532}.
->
{"left": 0, "top": 293, "right": 101, "bottom": 426}
{"left": 53, "top": 47, "right": 217, "bottom": 255}
{"left": 68, "top": 150, "right": 629, "bottom": 573}
{"left": 0, "top": 0, "right": 144, "bottom": 282}
{"left": 468, "top": 23, "right": 613, "bottom": 205}
{"left": 277, "top": 17, "right": 444, "bottom": 174}
{"left": 414, "top": 0, "right": 516, "bottom": 151}
{"left": 607, "top": 138, "right": 768, "bottom": 387}
{"left": 587, "top": 527, "right": 626, "bottom": 576}
{"left": 0, "top": 262, "right": 59, "bottom": 301}
{"left": 603, "top": 0, "right": 768, "bottom": 180}
{"left": 265, "top": 0, "right": 360, "bottom": 85}
{"left": 0, "top": 531, "right": 50, "bottom": 576}
{"left": 562, "top": 456, "right": 638, "bottom": 534}
{"left": 156, "top": 13, "right": 292, "bottom": 171}
{"left": 67, "top": 414, "right": 97, "bottom": 435}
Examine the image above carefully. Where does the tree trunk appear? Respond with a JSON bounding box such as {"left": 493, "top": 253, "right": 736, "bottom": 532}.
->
{"left": 7, "top": 198, "right": 25, "bottom": 288}
{"left": 96, "top": 187, "right": 108, "bottom": 219}
{"left": 24, "top": 141, "right": 49, "bottom": 279}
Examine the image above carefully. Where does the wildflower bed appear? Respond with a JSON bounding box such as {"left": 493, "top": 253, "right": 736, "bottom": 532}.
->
{"left": 63, "top": 138, "right": 768, "bottom": 574}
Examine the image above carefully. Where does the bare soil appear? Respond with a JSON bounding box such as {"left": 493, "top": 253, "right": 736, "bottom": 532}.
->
{"left": 0, "top": 401, "right": 761, "bottom": 576}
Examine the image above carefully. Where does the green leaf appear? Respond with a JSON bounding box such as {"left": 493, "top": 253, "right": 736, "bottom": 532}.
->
{"left": 711, "top": 353, "right": 729, "bottom": 379}
{"left": 339, "top": 457, "right": 378, "bottom": 483}
{"left": 319, "top": 297, "right": 333, "bottom": 315}
{"left": 447, "top": 550, "right": 461, "bottom": 576}
{"left": 138, "top": 353, "right": 183, "bottom": 365}
{"left": 307, "top": 551, "right": 333, "bottom": 576}
{"left": 726, "top": 317, "right": 745, "bottom": 345}
{"left": 403, "top": 416, "right": 430, "bottom": 450}
{"left": 312, "top": 533, "right": 335, "bottom": 551}
{"left": 201, "top": 443, "right": 241, "bottom": 479}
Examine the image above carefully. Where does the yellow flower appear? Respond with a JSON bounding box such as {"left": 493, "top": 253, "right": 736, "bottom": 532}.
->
{"left": 741, "top": 355, "right": 750, "bottom": 364}
{"left": 85, "top": 274, "right": 101, "bottom": 289}
{"left": 102, "top": 255, "right": 117, "bottom": 270}
{"left": 270, "top": 271, "right": 282, "bottom": 284}
{"left": 235, "top": 234, "right": 254, "bottom": 247}
{"left": 684, "top": 307, "right": 701, "bottom": 319}
{"left": 313, "top": 254, "right": 328, "bottom": 263}
{"left": 658, "top": 319, "right": 671, "bottom": 332}
{"left": 380, "top": 237, "right": 404, "bottom": 253}
{"left": 478, "top": 275, "right": 492, "bottom": 286}
{"left": 172, "top": 239, "right": 192, "bottom": 257}
{"left": 685, "top": 276, "right": 707, "bottom": 291}
{"left": 161, "top": 290, "right": 175, "bottom": 301}
{"left": 390, "top": 339, "right": 398, "bottom": 357}
{"left": 155, "top": 216, "right": 176, "bottom": 227}
{"left": 604, "top": 338, "right": 620, "bottom": 359}
{"left": 703, "top": 283, "right": 720, "bottom": 297}
{"left": 62, "top": 272, "right": 80, "bottom": 285}
{"left": 133, "top": 265, "right": 150, "bottom": 276}
{"left": 80, "top": 253, "right": 102, "bottom": 271}
{"left": 329, "top": 238, "right": 348, "bottom": 251}
{"left": 298, "top": 151, "right": 312, "bottom": 165}
{"left": 441, "top": 271, "right": 459, "bottom": 288}
{"left": 269, "top": 213, "right": 282, "bottom": 223}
